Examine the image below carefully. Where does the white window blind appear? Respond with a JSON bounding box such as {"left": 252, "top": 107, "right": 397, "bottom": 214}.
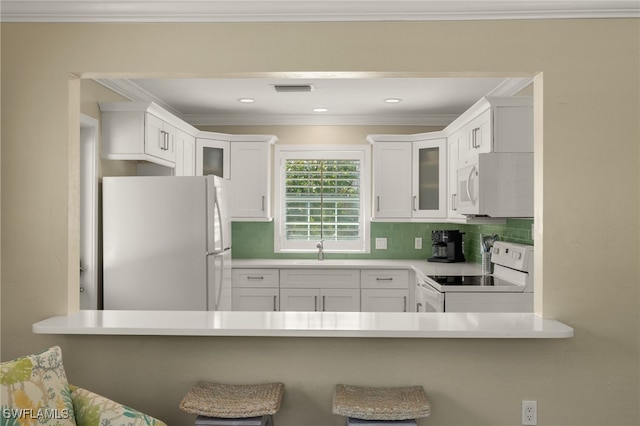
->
{"left": 284, "top": 159, "right": 361, "bottom": 242}
{"left": 275, "top": 146, "right": 370, "bottom": 253}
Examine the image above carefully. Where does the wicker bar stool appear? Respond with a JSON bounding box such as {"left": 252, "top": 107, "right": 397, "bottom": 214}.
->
{"left": 180, "top": 382, "right": 284, "bottom": 426}
{"left": 332, "top": 384, "right": 431, "bottom": 426}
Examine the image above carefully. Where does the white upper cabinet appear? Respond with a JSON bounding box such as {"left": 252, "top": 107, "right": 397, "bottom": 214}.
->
{"left": 371, "top": 141, "right": 413, "bottom": 218}
{"left": 100, "top": 102, "right": 190, "bottom": 168}
{"left": 229, "top": 136, "right": 278, "bottom": 220}
{"left": 369, "top": 96, "right": 533, "bottom": 222}
{"left": 452, "top": 97, "right": 534, "bottom": 168}
{"left": 196, "top": 137, "right": 230, "bottom": 179}
{"left": 369, "top": 134, "right": 447, "bottom": 220}
{"left": 412, "top": 138, "right": 447, "bottom": 219}
{"left": 100, "top": 102, "right": 274, "bottom": 186}
{"left": 446, "top": 136, "right": 466, "bottom": 221}
{"left": 144, "top": 113, "right": 176, "bottom": 164}
{"left": 175, "top": 129, "right": 196, "bottom": 176}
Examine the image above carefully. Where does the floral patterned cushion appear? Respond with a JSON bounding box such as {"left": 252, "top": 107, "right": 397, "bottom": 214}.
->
{"left": 0, "top": 345, "right": 76, "bottom": 425}
{"left": 70, "top": 386, "right": 167, "bottom": 426}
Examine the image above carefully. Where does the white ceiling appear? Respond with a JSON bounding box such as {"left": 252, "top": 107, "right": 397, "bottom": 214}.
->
{"left": 97, "top": 76, "right": 533, "bottom": 126}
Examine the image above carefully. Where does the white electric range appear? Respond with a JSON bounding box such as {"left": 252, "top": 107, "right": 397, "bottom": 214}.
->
{"left": 416, "top": 241, "right": 534, "bottom": 312}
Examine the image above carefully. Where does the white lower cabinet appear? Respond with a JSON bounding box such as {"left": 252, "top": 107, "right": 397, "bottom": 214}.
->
{"left": 232, "top": 267, "right": 416, "bottom": 312}
{"left": 279, "top": 269, "right": 360, "bottom": 312}
{"left": 360, "top": 269, "right": 411, "bottom": 312}
{"left": 280, "top": 288, "right": 360, "bottom": 312}
{"left": 361, "top": 289, "right": 410, "bottom": 312}
{"left": 232, "top": 288, "right": 279, "bottom": 311}
{"left": 232, "top": 269, "right": 279, "bottom": 311}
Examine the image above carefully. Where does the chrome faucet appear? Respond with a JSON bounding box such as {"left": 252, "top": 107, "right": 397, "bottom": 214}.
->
{"left": 316, "top": 240, "right": 324, "bottom": 261}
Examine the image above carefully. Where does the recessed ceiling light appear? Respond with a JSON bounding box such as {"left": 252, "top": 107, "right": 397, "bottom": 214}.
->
{"left": 313, "top": 108, "right": 329, "bottom": 113}
{"left": 238, "top": 98, "right": 255, "bottom": 103}
{"left": 384, "top": 98, "right": 402, "bottom": 103}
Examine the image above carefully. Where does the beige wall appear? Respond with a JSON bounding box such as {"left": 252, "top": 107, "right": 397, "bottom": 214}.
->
{"left": 2, "top": 20, "right": 639, "bottom": 425}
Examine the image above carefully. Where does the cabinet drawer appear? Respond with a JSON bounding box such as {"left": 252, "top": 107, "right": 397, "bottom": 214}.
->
{"left": 232, "top": 269, "right": 279, "bottom": 288}
{"left": 232, "top": 288, "right": 279, "bottom": 311}
{"left": 280, "top": 269, "right": 360, "bottom": 289}
{"left": 361, "top": 289, "right": 410, "bottom": 312}
{"left": 361, "top": 269, "right": 409, "bottom": 289}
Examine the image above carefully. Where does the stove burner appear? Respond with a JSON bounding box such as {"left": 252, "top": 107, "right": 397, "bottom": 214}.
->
{"left": 428, "top": 275, "right": 496, "bottom": 286}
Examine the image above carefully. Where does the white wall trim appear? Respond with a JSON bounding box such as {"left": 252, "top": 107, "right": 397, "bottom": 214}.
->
{"left": 1, "top": 1, "right": 638, "bottom": 23}
{"left": 79, "top": 114, "right": 100, "bottom": 310}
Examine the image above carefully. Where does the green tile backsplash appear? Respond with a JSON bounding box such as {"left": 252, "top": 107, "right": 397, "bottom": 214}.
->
{"left": 232, "top": 219, "right": 534, "bottom": 263}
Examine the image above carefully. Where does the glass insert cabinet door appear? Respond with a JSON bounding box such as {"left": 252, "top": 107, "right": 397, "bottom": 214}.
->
{"left": 196, "top": 138, "right": 230, "bottom": 179}
{"left": 412, "top": 138, "right": 447, "bottom": 218}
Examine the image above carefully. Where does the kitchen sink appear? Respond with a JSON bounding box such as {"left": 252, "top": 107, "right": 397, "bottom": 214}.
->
{"left": 292, "top": 259, "right": 348, "bottom": 265}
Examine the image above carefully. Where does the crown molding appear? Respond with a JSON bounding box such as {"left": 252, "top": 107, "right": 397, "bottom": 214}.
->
{"left": 184, "top": 112, "right": 460, "bottom": 127}
{"left": 2, "top": 1, "right": 638, "bottom": 23}
{"left": 95, "top": 79, "right": 186, "bottom": 119}
{"left": 486, "top": 77, "right": 533, "bottom": 97}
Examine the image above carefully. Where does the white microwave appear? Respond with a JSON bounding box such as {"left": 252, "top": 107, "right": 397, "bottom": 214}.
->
{"left": 456, "top": 153, "right": 534, "bottom": 217}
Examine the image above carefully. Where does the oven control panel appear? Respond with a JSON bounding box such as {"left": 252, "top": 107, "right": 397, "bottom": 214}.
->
{"left": 491, "top": 241, "right": 533, "bottom": 272}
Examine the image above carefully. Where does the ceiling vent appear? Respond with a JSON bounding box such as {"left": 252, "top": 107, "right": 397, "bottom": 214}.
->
{"left": 273, "top": 84, "right": 315, "bottom": 93}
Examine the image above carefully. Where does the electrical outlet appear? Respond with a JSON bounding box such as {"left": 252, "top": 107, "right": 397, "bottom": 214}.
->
{"left": 415, "top": 237, "right": 422, "bottom": 249}
{"left": 375, "top": 238, "right": 387, "bottom": 250}
{"left": 522, "top": 400, "right": 537, "bottom": 425}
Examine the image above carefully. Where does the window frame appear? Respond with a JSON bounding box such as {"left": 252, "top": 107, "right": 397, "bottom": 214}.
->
{"left": 274, "top": 144, "right": 371, "bottom": 254}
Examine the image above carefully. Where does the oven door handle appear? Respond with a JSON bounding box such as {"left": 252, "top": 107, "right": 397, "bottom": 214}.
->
{"left": 420, "top": 282, "right": 443, "bottom": 299}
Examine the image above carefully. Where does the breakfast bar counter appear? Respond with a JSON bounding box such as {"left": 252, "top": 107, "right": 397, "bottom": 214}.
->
{"left": 33, "top": 310, "right": 573, "bottom": 339}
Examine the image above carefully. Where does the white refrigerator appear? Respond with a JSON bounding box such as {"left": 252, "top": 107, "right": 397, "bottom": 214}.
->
{"left": 102, "top": 175, "right": 231, "bottom": 310}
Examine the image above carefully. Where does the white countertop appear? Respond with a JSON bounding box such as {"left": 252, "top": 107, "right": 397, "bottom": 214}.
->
{"left": 32, "top": 310, "right": 573, "bottom": 338}
{"left": 231, "top": 258, "right": 483, "bottom": 278}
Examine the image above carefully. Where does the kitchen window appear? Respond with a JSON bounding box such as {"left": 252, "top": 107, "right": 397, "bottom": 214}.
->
{"left": 274, "top": 145, "right": 371, "bottom": 253}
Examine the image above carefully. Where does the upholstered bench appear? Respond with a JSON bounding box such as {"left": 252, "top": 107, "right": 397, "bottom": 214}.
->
{"left": 180, "top": 382, "right": 284, "bottom": 426}
{"left": 332, "top": 384, "right": 431, "bottom": 425}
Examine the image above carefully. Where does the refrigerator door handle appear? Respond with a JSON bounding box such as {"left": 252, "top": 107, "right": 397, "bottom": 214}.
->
{"left": 206, "top": 177, "right": 225, "bottom": 254}
{"left": 209, "top": 253, "right": 225, "bottom": 311}
{"left": 207, "top": 247, "right": 231, "bottom": 256}
{"left": 215, "top": 193, "right": 224, "bottom": 252}
{"left": 214, "top": 188, "right": 228, "bottom": 254}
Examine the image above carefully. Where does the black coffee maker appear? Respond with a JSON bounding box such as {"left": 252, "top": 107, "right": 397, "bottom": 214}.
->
{"left": 427, "top": 230, "right": 466, "bottom": 263}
